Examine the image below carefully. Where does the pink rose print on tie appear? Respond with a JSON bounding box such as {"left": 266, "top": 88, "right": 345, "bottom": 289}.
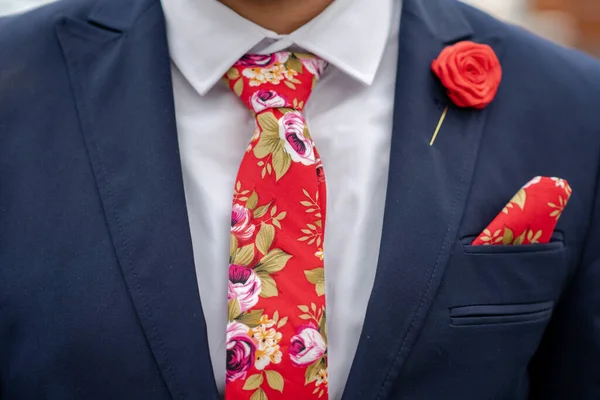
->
{"left": 289, "top": 324, "right": 327, "bottom": 366}
{"left": 231, "top": 204, "right": 255, "bottom": 240}
{"left": 299, "top": 57, "right": 328, "bottom": 79}
{"left": 226, "top": 322, "right": 257, "bottom": 382}
{"left": 316, "top": 158, "right": 325, "bottom": 183}
{"left": 279, "top": 111, "right": 315, "bottom": 165}
{"left": 236, "top": 52, "right": 291, "bottom": 67}
{"left": 251, "top": 90, "right": 288, "bottom": 113}
{"left": 228, "top": 264, "right": 262, "bottom": 312}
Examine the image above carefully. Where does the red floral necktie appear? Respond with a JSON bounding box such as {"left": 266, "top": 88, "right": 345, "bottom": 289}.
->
{"left": 223, "top": 52, "right": 329, "bottom": 400}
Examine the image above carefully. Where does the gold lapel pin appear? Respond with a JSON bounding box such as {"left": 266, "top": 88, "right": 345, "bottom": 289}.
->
{"left": 429, "top": 106, "right": 449, "bottom": 146}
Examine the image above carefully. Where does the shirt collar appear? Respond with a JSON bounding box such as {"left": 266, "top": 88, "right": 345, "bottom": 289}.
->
{"left": 161, "top": 0, "right": 397, "bottom": 95}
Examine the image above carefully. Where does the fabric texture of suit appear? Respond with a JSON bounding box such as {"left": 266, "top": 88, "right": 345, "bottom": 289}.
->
{"left": 1, "top": 0, "right": 599, "bottom": 398}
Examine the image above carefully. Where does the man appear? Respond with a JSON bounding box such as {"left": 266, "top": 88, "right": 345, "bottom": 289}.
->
{"left": 0, "top": 0, "right": 599, "bottom": 398}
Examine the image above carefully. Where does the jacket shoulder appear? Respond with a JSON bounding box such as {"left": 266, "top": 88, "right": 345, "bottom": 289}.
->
{"left": 457, "top": 1, "right": 600, "bottom": 95}
{"left": 0, "top": 0, "right": 95, "bottom": 67}
{"left": 456, "top": 0, "right": 600, "bottom": 153}
{"left": 0, "top": 0, "right": 97, "bottom": 144}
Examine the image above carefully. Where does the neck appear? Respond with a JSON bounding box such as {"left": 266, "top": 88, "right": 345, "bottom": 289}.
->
{"left": 219, "top": 0, "right": 334, "bottom": 34}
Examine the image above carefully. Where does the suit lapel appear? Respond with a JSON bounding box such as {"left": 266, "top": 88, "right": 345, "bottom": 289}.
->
{"left": 343, "top": 0, "right": 503, "bottom": 398}
{"left": 55, "top": 1, "right": 218, "bottom": 398}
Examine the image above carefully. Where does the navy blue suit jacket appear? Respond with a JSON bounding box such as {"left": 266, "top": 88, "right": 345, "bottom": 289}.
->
{"left": 1, "top": 0, "right": 600, "bottom": 398}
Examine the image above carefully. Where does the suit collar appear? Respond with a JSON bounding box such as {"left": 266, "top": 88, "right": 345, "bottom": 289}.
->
{"left": 56, "top": 1, "right": 218, "bottom": 399}
{"left": 86, "top": 0, "right": 473, "bottom": 43}
{"left": 87, "top": 0, "right": 158, "bottom": 33}
{"left": 342, "top": 1, "right": 502, "bottom": 399}
{"left": 408, "top": 0, "right": 474, "bottom": 43}
{"left": 85, "top": 0, "right": 473, "bottom": 88}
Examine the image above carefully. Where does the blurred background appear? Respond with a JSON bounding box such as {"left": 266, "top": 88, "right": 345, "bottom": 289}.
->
{"left": 0, "top": 0, "right": 598, "bottom": 58}
{"left": 462, "top": 0, "right": 600, "bottom": 57}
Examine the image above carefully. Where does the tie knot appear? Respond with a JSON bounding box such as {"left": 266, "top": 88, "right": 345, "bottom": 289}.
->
{"left": 224, "top": 52, "right": 327, "bottom": 113}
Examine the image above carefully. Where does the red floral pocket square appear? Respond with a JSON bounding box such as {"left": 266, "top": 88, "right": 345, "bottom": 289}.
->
{"left": 473, "top": 176, "right": 572, "bottom": 245}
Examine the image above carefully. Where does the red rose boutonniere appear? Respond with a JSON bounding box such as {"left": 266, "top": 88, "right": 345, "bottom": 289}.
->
{"left": 428, "top": 41, "right": 502, "bottom": 145}
{"left": 431, "top": 41, "right": 502, "bottom": 109}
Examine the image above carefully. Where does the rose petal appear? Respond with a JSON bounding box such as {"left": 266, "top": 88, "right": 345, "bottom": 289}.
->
{"left": 431, "top": 41, "right": 501, "bottom": 109}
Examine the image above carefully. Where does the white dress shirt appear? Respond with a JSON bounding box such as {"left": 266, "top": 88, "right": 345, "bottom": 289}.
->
{"left": 161, "top": 0, "right": 401, "bottom": 398}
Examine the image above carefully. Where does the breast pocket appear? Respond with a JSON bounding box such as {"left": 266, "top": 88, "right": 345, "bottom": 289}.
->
{"left": 444, "top": 232, "right": 570, "bottom": 327}
{"left": 449, "top": 300, "right": 554, "bottom": 327}
{"left": 428, "top": 234, "right": 573, "bottom": 379}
